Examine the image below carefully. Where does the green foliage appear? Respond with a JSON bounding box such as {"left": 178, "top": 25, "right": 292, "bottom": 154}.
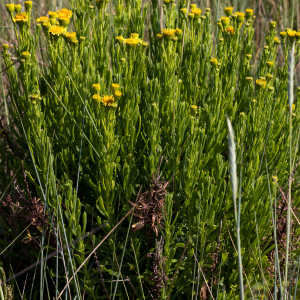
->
{"left": 1, "top": 0, "right": 300, "bottom": 299}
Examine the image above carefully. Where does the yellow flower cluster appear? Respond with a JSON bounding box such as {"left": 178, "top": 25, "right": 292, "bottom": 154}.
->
{"left": 116, "top": 33, "right": 147, "bottom": 49}
{"left": 36, "top": 8, "right": 72, "bottom": 34}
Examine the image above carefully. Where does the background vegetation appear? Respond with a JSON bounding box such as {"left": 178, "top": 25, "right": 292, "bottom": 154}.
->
{"left": 0, "top": 0, "right": 300, "bottom": 299}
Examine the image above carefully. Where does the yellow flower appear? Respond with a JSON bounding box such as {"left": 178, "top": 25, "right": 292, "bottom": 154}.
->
{"left": 92, "top": 94, "right": 101, "bottom": 105}
{"left": 36, "top": 16, "right": 50, "bottom": 23}
{"left": 162, "top": 28, "right": 176, "bottom": 39}
{"left": 14, "top": 12, "right": 28, "bottom": 23}
{"left": 245, "top": 77, "right": 253, "bottom": 83}
{"left": 125, "top": 38, "right": 139, "bottom": 47}
{"left": 274, "top": 37, "right": 280, "bottom": 44}
{"left": 114, "top": 91, "right": 122, "bottom": 101}
{"left": 175, "top": 28, "right": 183, "bottom": 35}
{"left": 226, "top": 26, "right": 234, "bottom": 36}
{"left": 65, "top": 32, "right": 78, "bottom": 44}
{"left": 266, "top": 74, "right": 273, "bottom": 81}
{"left": 57, "top": 8, "right": 72, "bottom": 18}
{"left": 190, "top": 105, "right": 198, "bottom": 117}
{"left": 209, "top": 58, "right": 218, "bottom": 66}
{"left": 42, "top": 21, "right": 51, "bottom": 30}
{"left": 48, "top": 11, "right": 57, "bottom": 19}
{"left": 266, "top": 61, "right": 274, "bottom": 68}
{"left": 24, "top": 1, "right": 32, "bottom": 12}
{"left": 131, "top": 33, "right": 139, "bottom": 39}
{"left": 180, "top": 8, "right": 187, "bottom": 15}
{"left": 221, "top": 17, "right": 229, "bottom": 26}
{"left": 116, "top": 35, "right": 125, "bottom": 44}
{"left": 6, "top": 3, "right": 15, "bottom": 15}
{"left": 287, "top": 104, "right": 295, "bottom": 111}
{"left": 296, "top": 32, "right": 300, "bottom": 39}
{"left": 256, "top": 78, "right": 267, "bottom": 90}
{"left": 188, "top": 13, "right": 194, "bottom": 20}
{"left": 14, "top": 4, "right": 21, "bottom": 13}
{"left": 236, "top": 12, "right": 245, "bottom": 23}
{"left": 21, "top": 51, "right": 31, "bottom": 60}
{"left": 101, "top": 95, "right": 115, "bottom": 106}
{"left": 190, "top": 4, "right": 197, "bottom": 9}
{"left": 269, "top": 21, "right": 276, "bottom": 29}
{"left": 245, "top": 9, "right": 253, "bottom": 17}
{"left": 111, "top": 83, "right": 120, "bottom": 95}
{"left": 49, "top": 25, "right": 67, "bottom": 36}
{"left": 58, "top": 14, "right": 71, "bottom": 27}
{"left": 287, "top": 29, "right": 296, "bottom": 40}
{"left": 92, "top": 83, "right": 101, "bottom": 94}
{"left": 156, "top": 33, "right": 163, "bottom": 40}
{"left": 191, "top": 8, "right": 202, "bottom": 18}
{"left": 225, "top": 7, "right": 233, "bottom": 16}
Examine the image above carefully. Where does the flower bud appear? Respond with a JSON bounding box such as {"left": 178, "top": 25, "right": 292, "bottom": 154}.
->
{"left": 21, "top": 51, "right": 31, "bottom": 61}
{"left": 245, "top": 9, "right": 253, "bottom": 18}
{"left": 92, "top": 83, "right": 101, "bottom": 94}
{"left": 225, "top": 7, "right": 233, "bottom": 16}
{"left": 221, "top": 17, "right": 229, "bottom": 26}
{"left": 14, "top": 4, "right": 21, "bottom": 13}
{"left": 92, "top": 94, "right": 101, "bottom": 105}
{"left": 24, "top": 1, "right": 32, "bottom": 12}
{"left": 6, "top": 3, "right": 15, "bottom": 15}
{"left": 111, "top": 83, "right": 120, "bottom": 95}
{"left": 209, "top": 58, "right": 218, "bottom": 66}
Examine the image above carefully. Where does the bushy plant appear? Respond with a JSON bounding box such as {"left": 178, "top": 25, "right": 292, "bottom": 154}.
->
{"left": 1, "top": 0, "right": 300, "bottom": 299}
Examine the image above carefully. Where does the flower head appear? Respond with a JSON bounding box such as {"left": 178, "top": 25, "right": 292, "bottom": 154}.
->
{"left": 237, "top": 12, "right": 245, "bottom": 23}
{"left": 245, "top": 77, "right": 253, "bottom": 83}
{"left": 125, "top": 37, "right": 139, "bottom": 47}
{"left": 180, "top": 8, "right": 187, "bottom": 16}
{"left": 226, "top": 26, "right": 234, "bottom": 36}
{"left": 191, "top": 8, "right": 202, "bottom": 18}
{"left": 114, "top": 91, "right": 122, "bottom": 101}
{"left": 269, "top": 21, "right": 276, "bottom": 29}
{"left": 21, "top": 51, "right": 31, "bottom": 60}
{"left": 190, "top": 105, "right": 198, "bottom": 117}
{"left": 14, "top": 4, "right": 21, "bottom": 13}
{"left": 156, "top": 33, "right": 163, "bottom": 40}
{"left": 48, "top": 11, "right": 57, "bottom": 19}
{"left": 92, "top": 94, "right": 101, "bottom": 105}
{"left": 245, "top": 9, "right": 253, "bottom": 18}
{"left": 6, "top": 3, "right": 15, "bottom": 15}
{"left": 65, "top": 32, "right": 78, "bottom": 44}
{"left": 101, "top": 95, "right": 115, "bottom": 106}
{"left": 58, "top": 14, "right": 70, "bottom": 27}
{"left": 188, "top": 13, "right": 194, "bottom": 20}
{"left": 58, "top": 8, "right": 72, "bottom": 18}
{"left": 162, "top": 28, "right": 176, "bottom": 39}
{"left": 209, "top": 58, "right": 218, "bottom": 66}
{"left": 266, "top": 61, "right": 274, "bottom": 68}
{"left": 42, "top": 21, "right": 51, "bottom": 31}
{"left": 14, "top": 12, "right": 28, "bottom": 24}
{"left": 24, "top": 1, "right": 32, "bottom": 12}
{"left": 225, "top": 7, "right": 233, "bottom": 16}
{"left": 175, "top": 28, "right": 183, "bottom": 36}
{"left": 131, "top": 33, "right": 139, "bottom": 39}
{"left": 36, "top": 16, "right": 50, "bottom": 23}
{"left": 116, "top": 35, "right": 125, "bottom": 44}
{"left": 274, "top": 37, "right": 280, "bottom": 44}
{"left": 280, "top": 31, "right": 287, "bottom": 39}
{"left": 256, "top": 78, "right": 267, "bottom": 90}
{"left": 92, "top": 83, "right": 101, "bottom": 94}
{"left": 49, "top": 25, "right": 66, "bottom": 36}
{"left": 111, "top": 83, "right": 120, "bottom": 95}
{"left": 266, "top": 74, "right": 273, "bottom": 82}
{"left": 286, "top": 29, "right": 296, "bottom": 41}
{"left": 190, "top": 4, "right": 197, "bottom": 9}
{"left": 221, "top": 17, "right": 230, "bottom": 26}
